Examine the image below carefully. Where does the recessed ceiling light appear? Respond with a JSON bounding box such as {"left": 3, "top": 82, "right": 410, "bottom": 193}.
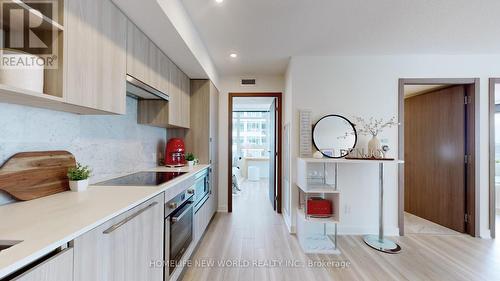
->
{"left": 215, "top": 0, "right": 223, "bottom": 3}
{"left": 230, "top": 53, "right": 238, "bottom": 58}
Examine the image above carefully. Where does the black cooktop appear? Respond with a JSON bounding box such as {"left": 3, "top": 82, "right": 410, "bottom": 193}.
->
{"left": 95, "top": 171, "right": 187, "bottom": 186}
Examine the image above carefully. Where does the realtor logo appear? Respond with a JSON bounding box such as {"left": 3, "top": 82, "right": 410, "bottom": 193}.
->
{"left": 0, "top": 0, "right": 59, "bottom": 69}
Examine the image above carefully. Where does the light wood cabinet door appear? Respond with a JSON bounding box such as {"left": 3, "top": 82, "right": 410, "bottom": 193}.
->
{"left": 126, "top": 20, "right": 166, "bottom": 94}
{"left": 180, "top": 72, "right": 191, "bottom": 128}
{"left": 159, "top": 53, "right": 172, "bottom": 99}
{"left": 73, "top": 194, "right": 164, "bottom": 281}
{"left": 12, "top": 249, "right": 73, "bottom": 281}
{"left": 126, "top": 20, "right": 149, "bottom": 85}
{"left": 167, "top": 64, "right": 182, "bottom": 127}
{"left": 186, "top": 80, "right": 219, "bottom": 207}
{"left": 186, "top": 80, "right": 209, "bottom": 161}
{"left": 193, "top": 197, "right": 211, "bottom": 246}
{"left": 209, "top": 82, "right": 219, "bottom": 214}
{"left": 129, "top": 24, "right": 190, "bottom": 128}
{"left": 137, "top": 68, "right": 191, "bottom": 129}
{"left": 65, "top": 0, "right": 127, "bottom": 114}
{"left": 193, "top": 204, "right": 202, "bottom": 245}
{"left": 163, "top": 63, "right": 190, "bottom": 129}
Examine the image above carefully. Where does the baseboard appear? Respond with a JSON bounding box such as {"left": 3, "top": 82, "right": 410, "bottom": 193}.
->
{"left": 217, "top": 205, "right": 228, "bottom": 212}
{"left": 282, "top": 211, "right": 296, "bottom": 233}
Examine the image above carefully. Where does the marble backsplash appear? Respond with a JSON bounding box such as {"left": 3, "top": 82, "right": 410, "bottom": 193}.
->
{"left": 0, "top": 97, "right": 167, "bottom": 205}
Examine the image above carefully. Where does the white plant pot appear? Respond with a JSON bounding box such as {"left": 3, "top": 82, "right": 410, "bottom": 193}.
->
{"left": 368, "top": 136, "right": 382, "bottom": 158}
{"left": 187, "top": 161, "right": 195, "bottom": 167}
{"left": 69, "top": 179, "right": 89, "bottom": 192}
{"left": 0, "top": 52, "right": 44, "bottom": 93}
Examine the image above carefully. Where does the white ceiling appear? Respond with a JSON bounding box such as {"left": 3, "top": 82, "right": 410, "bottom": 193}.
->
{"left": 404, "top": 85, "right": 445, "bottom": 97}
{"left": 181, "top": 0, "right": 500, "bottom": 76}
{"left": 112, "top": 0, "right": 210, "bottom": 79}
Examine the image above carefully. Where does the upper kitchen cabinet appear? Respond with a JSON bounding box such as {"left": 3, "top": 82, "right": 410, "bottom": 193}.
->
{"left": 126, "top": 20, "right": 167, "bottom": 94}
{"left": 128, "top": 20, "right": 190, "bottom": 128}
{"left": 65, "top": 0, "right": 127, "bottom": 114}
{"left": 0, "top": 0, "right": 128, "bottom": 114}
{"left": 167, "top": 64, "right": 190, "bottom": 128}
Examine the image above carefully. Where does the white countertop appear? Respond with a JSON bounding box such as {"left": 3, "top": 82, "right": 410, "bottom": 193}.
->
{"left": 0, "top": 165, "right": 209, "bottom": 279}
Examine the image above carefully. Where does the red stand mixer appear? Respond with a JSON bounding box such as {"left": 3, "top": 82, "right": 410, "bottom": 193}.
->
{"left": 165, "top": 138, "right": 186, "bottom": 167}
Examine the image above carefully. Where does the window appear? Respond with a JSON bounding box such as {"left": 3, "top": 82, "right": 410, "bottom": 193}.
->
{"left": 233, "top": 110, "right": 271, "bottom": 158}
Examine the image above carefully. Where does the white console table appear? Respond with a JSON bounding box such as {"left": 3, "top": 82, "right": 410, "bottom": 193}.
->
{"left": 296, "top": 157, "right": 403, "bottom": 254}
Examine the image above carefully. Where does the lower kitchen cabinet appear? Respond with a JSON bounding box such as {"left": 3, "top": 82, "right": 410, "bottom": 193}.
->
{"left": 73, "top": 194, "right": 164, "bottom": 281}
{"left": 193, "top": 196, "right": 215, "bottom": 245}
{"left": 11, "top": 249, "right": 73, "bottom": 281}
{"left": 208, "top": 192, "right": 217, "bottom": 220}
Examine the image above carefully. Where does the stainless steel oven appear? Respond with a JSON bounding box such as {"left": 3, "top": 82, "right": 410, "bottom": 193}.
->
{"left": 165, "top": 189, "right": 194, "bottom": 277}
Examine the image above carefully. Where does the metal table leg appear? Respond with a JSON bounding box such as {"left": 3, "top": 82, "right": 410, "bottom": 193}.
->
{"left": 363, "top": 163, "right": 402, "bottom": 254}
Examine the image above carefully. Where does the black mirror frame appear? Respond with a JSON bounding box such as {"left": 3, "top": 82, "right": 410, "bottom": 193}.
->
{"left": 312, "top": 114, "right": 358, "bottom": 159}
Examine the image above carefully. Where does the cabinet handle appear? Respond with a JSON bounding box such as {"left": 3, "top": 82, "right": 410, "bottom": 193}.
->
{"left": 103, "top": 202, "right": 158, "bottom": 234}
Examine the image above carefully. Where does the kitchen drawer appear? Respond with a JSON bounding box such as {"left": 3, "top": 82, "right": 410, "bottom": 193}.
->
{"left": 11, "top": 248, "right": 73, "bottom": 281}
{"left": 73, "top": 194, "right": 164, "bottom": 281}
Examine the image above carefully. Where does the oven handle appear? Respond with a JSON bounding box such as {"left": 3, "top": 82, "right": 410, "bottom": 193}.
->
{"left": 171, "top": 203, "right": 192, "bottom": 223}
{"left": 103, "top": 202, "right": 158, "bottom": 234}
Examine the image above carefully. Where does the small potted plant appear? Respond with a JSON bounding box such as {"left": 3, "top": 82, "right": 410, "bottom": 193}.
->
{"left": 186, "top": 153, "right": 196, "bottom": 167}
{"left": 67, "top": 163, "right": 92, "bottom": 192}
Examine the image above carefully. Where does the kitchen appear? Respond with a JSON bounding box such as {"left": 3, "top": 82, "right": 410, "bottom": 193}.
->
{"left": 2, "top": 0, "right": 500, "bottom": 280}
{"left": 0, "top": 0, "right": 218, "bottom": 280}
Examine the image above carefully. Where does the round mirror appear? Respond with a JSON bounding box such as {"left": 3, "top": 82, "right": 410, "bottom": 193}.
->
{"left": 312, "top": 115, "right": 357, "bottom": 158}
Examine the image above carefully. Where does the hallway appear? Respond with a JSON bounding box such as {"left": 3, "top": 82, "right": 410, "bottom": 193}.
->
{"left": 182, "top": 181, "right": 500, "bottom": 281}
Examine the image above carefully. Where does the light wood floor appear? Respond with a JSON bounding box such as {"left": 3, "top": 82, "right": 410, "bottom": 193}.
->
{"left": 183, "top": 180, "right": 500, "bottom": 281}
{"left": 404, "top": 212, "right": 461, "bottom": 235}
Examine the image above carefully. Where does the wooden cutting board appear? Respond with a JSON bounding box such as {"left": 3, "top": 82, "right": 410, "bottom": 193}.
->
{"left": 0, "top": 151, "right": 76, "bottom": 201}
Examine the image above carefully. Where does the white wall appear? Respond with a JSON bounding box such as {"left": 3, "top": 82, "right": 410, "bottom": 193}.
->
{"left": 217, "top": 75, "right": 284, "bottom": 211}
{"left": 285, "top": 55, "right": 500, "bottom": 238}
{"left": 283, "top": 61, "right": 294, "bottom": 231}
{"left": 0, "top": 97, "right": 166, "bottom": 205}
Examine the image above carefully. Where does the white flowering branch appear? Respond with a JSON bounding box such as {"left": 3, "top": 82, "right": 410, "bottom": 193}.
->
{"left": 340, "top": 116, "right": 398, "bottom": 139}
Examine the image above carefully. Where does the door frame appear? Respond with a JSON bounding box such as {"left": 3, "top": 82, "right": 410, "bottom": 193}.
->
{"left": 227, "top": 92, "right": 283, "bottom": 213}
{"left": 398, "top": 78, "right": 479, "bottom": 237}
{"left": 489, "top": 78, "right": 499, "bottom": 239}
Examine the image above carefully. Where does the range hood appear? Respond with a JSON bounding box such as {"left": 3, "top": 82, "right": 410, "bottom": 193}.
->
{"left": 126, "top": 75, "right": 169, "bottom": 101}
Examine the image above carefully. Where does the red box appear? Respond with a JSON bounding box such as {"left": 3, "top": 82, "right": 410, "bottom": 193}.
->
{"left": 306, "top": 197, "right": 332, "bottom": 217}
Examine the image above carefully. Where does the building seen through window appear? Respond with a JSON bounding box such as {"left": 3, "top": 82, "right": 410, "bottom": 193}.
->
{"left": 232, "top": 111, "right": 270, "bottom": 158}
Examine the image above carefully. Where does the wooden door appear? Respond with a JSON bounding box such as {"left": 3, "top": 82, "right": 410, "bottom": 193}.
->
{"left": 404, "top": 85, "right": 466, "bottom": 232}
{"left": 268, "top": 98, "right": 277, "bottom": 210}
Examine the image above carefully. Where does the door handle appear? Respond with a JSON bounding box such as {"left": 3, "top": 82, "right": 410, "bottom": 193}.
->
{"left": 103, "top": 202, "right": 158, "bottom": 234}
{"left": 171, "top": 204, "right": 192, "bottom": 223}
